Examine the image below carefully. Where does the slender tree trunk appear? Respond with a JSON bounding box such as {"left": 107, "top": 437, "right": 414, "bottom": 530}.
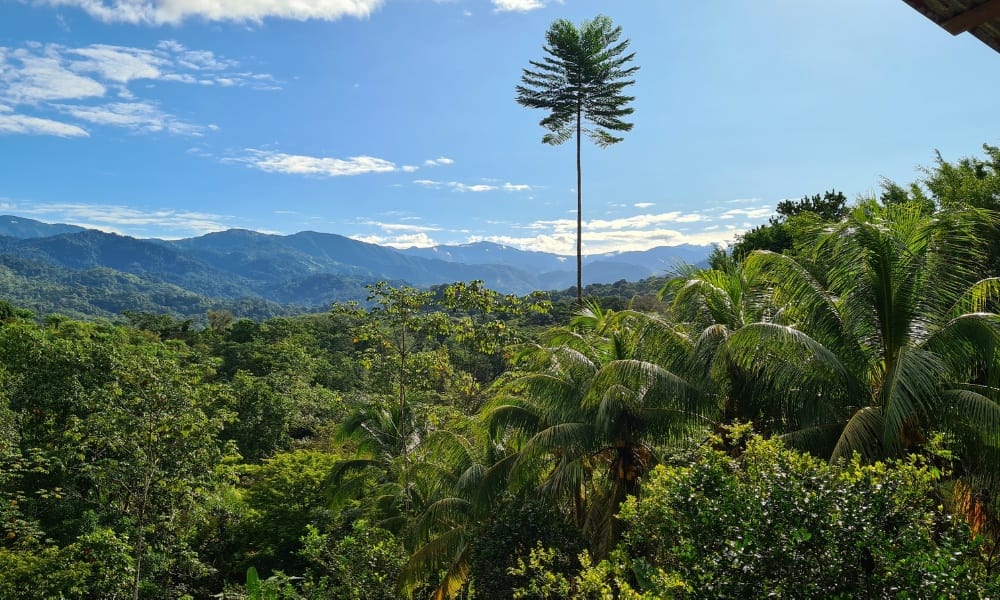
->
{"left": 576, "top": 104, "right": 583, "bottom": 306}
{"left": 132, "top": 490, "right": 146, "bottom": 600}
{"left": 399, "top": 316, "right": 409, "bottom": 512}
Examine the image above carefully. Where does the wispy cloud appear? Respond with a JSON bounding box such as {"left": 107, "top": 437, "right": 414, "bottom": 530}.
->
{"left": 3, "top": 50, "right": 106, "bottom": 103}
{"left": 38, "top": 0, "right": 385, "bottom": 25}
{"left": 345, "top": 202, "right": 770, "bottom": 255}
{"left": 423, "top": 156, "right": 454, "bottom": 167}
{"left": 11, "top": 201, "right": 234, "bottom": 237}
{"left": 69, "top": 44, "right": 164, "bottom": 83}
{"left": 719, "top": 206, "right": 774, "bottom": 219}
{"left": 0, "top": 113, "right": 89, "bottom": 137}
{"left": 234, "top": 149, "right": 400, "bottom": 177}
{"left": 478, "top": 217, "right": 729, "bottom": 254}
{"left": 0, "top": 40, "right": 274, "bottom": 136}
{"left": 54, "top": 101, "right": 204, "bottom": 135}
{"left": 414, "top": 179, "right": 532, "bottom": 193}
{"left": 492, "top": 0, "right": 547, "bottom": 12}
{"left": 634, "top": 202, "right": 655, "bottom": 209}
{"left": 358, "top": 219, "right": 442, "bottom": 233}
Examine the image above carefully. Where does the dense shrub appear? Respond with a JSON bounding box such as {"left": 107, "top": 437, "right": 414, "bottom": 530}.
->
{"left": 615, "top": 434, "right": 993, "bottom": 598}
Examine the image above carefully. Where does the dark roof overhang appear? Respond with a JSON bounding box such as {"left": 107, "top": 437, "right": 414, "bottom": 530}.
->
{"left": 902, "top": 0, "right": 1000, "bottom": 53}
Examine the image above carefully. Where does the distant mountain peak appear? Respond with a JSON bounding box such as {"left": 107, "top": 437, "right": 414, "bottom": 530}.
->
{"left": 0, "top": 215, "right": 87, "bottom": 239}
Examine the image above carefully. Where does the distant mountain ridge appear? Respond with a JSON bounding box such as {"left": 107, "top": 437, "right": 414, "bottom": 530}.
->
{"left": 0, "top": 215, "right": 87, "bottom": 238}
{"left": 0, "top": 215, "right": 711, "bottom": 318}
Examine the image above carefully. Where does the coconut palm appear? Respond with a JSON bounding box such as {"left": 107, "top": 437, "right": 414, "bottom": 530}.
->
{"left": 326, "top": 399, "right": 425, "bottom": 532}
{"left": 660, "top": 257, "right": 778, "bottom": 430}
{"left": 719, "top": 200, "right": 1000, "bottom": 460}
{"left": 485, "top": 303, "right": 711, "bottom": 555}
{"left": 398, "top": 429, "right": 507, "bottom": 600}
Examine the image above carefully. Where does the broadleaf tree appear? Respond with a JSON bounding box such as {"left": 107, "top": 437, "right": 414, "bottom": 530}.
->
{"left": 516, "top": 15, "right": 638, "bottom": 305}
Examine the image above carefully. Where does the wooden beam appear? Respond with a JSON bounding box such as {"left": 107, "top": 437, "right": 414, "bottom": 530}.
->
{"left": 942, "top": 0, "right": 1000, "bottom": 34}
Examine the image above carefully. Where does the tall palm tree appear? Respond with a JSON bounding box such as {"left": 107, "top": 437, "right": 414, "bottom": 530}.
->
{"left": 486, "top": 304, "right": 710, "bottom": 555}
{"left": 516, "top": 15, "right": 638, "bottom": 305}
{"left": 719, "top": 200, "right": 1000, "bottom": 460}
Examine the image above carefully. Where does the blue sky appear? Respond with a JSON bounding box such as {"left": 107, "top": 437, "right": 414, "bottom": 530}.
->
{"left": 1, "top": 0, "right": 998, "bottom": 255}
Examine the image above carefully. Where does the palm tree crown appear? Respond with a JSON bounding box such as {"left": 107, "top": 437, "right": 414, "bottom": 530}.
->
{"left": 718, "top": 201, "right": 1000, "bottom": 460}
{"left": 516, "top": 15, "right": 638, "bottom": 304}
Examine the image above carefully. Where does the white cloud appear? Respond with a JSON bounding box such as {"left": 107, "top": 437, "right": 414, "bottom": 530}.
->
{"left": 352, "top": 232, "right": 438, "bottom": 248}
{"left": 476, "top": 228, "right": 736, "bottom": 255}
{"left": 69, "top": 44, "right": 164, "bottom": 82}
{"left": 40, "top": 0, "right": 385, "bottom": 25}
{"left": 235, "top": 149, "right": 400, "bottom": 177}
{"left": 356, "top": 203, "right": 765, "bottom": 255}
{"left": 13, "top": 202, "right": 233, "bottom": 237}
{"left": 4, "top": 51, "right": 105, "bottom": 103}
{"left": 634, "top": 202, "right": 655, "bottom": 209}
{"left": 359, "top": 219, "right": 441, "bottom": 233}
{"left": 414, "top": 179, "right": 532, "bottom": 193}
{"left": 160, "top": 42, "right": 237, "bottom": 71}
{"left": 424, "top": 156, "right": 454, "bottom": 167}
{"left": 55, "top": 101, "right": 203, "bottom": 135}
{"left": 0, "top": 113, "right": 89, "bottom": 137}
{"left": 454, "top": 183, "right": 495, "bottom": 193}
{"left": 467, "top": 207, "right": 763, "bottom": 254}
{"left": 401, "top": 165, "right": 419, "bottom": 173}
{"left": 719, "top": 206, "right": 774, "bottom": 220}
{"left": 492, "top": 0, "right": 546, "bottom": 11}
{"left": 0, "top": 40, "right": 275, "bottom": 137}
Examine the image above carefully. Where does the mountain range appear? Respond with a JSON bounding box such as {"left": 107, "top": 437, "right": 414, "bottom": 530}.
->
{"left": 0, "top": 215, "right": 711, "bottom": 319}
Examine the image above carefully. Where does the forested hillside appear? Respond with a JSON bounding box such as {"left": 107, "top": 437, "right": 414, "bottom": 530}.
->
{"left": 0, "top": 222, "right": 708, "bottom": 319}
{"left": 3, "top": 146, "right": 1000, "bottom": 598}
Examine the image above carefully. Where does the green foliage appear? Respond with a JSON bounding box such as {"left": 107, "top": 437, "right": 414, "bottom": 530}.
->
{"left": 245, "top": 566, "right": 301, "bottom": 600}
{"left": 0, "top": 528, "right": 134, "bottom": 599}
{"left": 471, "top": 499, "right": 585, "bottom": 599}
{"left": 489, "top": 305, "right": 710, "bottom": 556}
{"left": 298, "top": 520, "right": 406, "bottom": 599}
{"left": 703, "top": 200, "right": 1000, "bottom": 462}
{"left": 509, "top": 545, "right": 684, "bottom": 600}
{"left": 721, "top": 190, "right": 848, "bottom": 266}
{"left": 222, "top": 371, "right": 294, "bottom": 461}
{"left": 508, "top": 545, "right": 572, "bottom": 599}
{"left": 516, "top": 15, "right": 638, "bottom": 149}
{"left": 6, "top": 182, "right": 1000, "bottom": 600}
{"left": 615, "top": 433, "right": 992, "bottom": 598}
{"left": 895, "top": 143, "right": 1000, "bottom": 273}
{"left": 243, "top": 449, "right": 341, "bottom": 575}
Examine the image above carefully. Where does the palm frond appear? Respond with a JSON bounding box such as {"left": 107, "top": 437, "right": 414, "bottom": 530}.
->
{"left": 400, "top": 526, "right": 470, "bottom": 598}
{"left": 778, "top": 421, "right": 848, "bottom": 457}
{"left": 745, "top": 250, "right": 858, "bottom": 360}
{"left": 725, "top": 322, "right": 856, "bottom": 397}
{"left": 925, "top": 312, "right": 1000, "bottom": 376}
{"left": 944, "top": 387, "right": 1000, "bottom": 445}
{"left": 516, "top": 422, "right": 595, "bottom": 467}
{"left": 946, "top": 277, "right": 1000, "bottom": 317}
{"left": 880, "top": 347, "right": 946, "bottom": 455}
{"left": 832, "top": 406, "right": 884, "bottom": 461}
